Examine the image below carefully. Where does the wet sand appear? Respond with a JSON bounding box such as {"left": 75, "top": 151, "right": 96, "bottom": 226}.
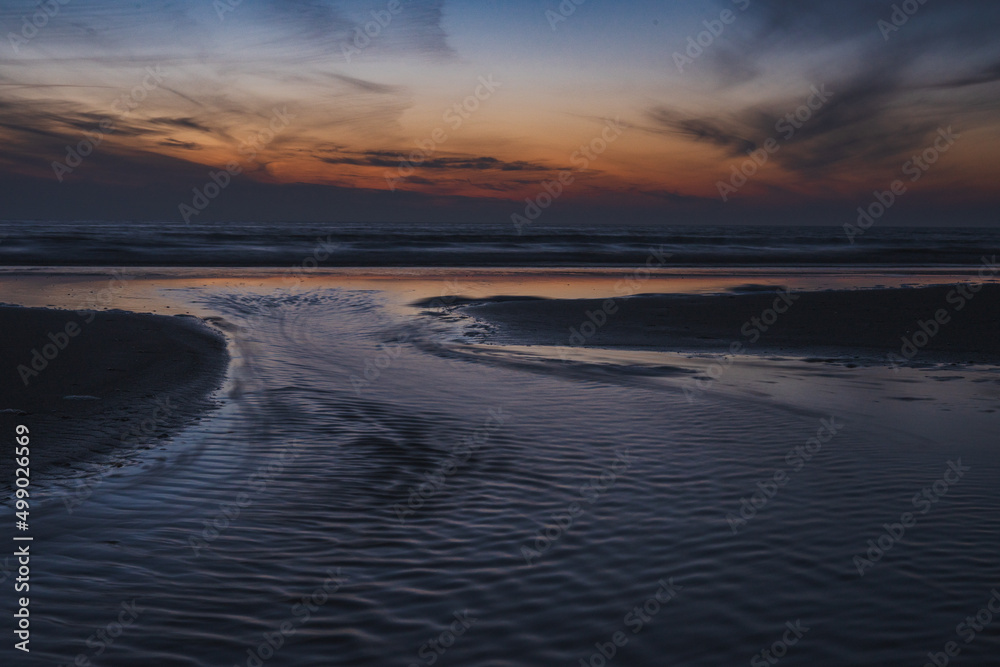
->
{"left": 456, "top": 284, "right": 1000, "bottom": 365}
{"left": 0, "top": 306, "right": 228, "bottom": 483}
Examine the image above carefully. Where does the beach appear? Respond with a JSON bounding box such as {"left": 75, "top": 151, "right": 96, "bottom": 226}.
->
{"left": 3, "top": 0, "right": 998, "bottom": 662}
{"left": 0, "top": 306, "right": 227, "bottom": 483}
{"left": 457, "top": 283, "right": 1000, "bottom": 365}
{"left": 1, "top": 265, "right": 998, "bottom": 666}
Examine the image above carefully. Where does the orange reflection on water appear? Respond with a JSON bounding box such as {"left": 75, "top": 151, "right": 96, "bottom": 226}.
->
{"left": 1, "top": 267, "right": 998, "bottom": 318}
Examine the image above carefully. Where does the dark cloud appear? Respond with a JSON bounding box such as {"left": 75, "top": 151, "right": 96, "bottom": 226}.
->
{"left": 654, "top": 0, "right": 1000, "bottom": 178}
{"left": 647, "top": 66, "right": 943, "bottom": 178}
{"left": 725, "top": 0, "right": 1000, "bottom": 53}
{"left": 325, "top": 73, "right": 400, "bottom": 95}
{"left": 417, "top": 157, "right": 548, "bottom": 172}
{"left": 934, "top": 60, "right": 1000, "bottom": 90}
{"left": 159, "top": 138, "right": 202, "bottom": 150}
{"left": 256, "top": 0, "right": 455, "bottom": 64}
{"left": 0, "top": 119, "right": 65, "bottom": 141}
{"left": 319, "top": 152, "right": 400, "bottom": 168}
{"left": 259, "top": 0, "right": 354, "bottom": 43}
{"left": 319, "top": 150, "right": 553, "bottom": 173}
{"left": 646, "top": 108, "right": 756, "bottom": 155}
{"left": 150, "top": 117, "right": 214, "bottom": 133}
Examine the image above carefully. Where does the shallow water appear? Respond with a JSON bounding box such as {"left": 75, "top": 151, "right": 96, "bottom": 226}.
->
{"left": 4, "top": 269, "right": 1000, "bottom": 666}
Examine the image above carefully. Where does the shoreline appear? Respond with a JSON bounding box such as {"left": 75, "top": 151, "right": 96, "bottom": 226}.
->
{"left": 0, "top": 306, "right": 229, "bottom": 484}
{"left": 456, "top": 284, "right": 1000, "bottom": 366}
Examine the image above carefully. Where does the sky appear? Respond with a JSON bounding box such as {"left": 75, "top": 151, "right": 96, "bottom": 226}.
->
{"left": 0, "top": 0, "right": 998, "bottom": 225}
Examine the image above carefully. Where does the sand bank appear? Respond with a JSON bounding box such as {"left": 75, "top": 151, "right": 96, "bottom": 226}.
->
{"left": 0, "top": 306, "right": 228, "bottom": 483}
{"left": 457, "top": 284, "right": 1000, "bottom": 365}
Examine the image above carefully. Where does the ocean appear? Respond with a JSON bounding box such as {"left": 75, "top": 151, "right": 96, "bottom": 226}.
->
{"left": 2, "top": 221, "right": 999, "bottom": 267}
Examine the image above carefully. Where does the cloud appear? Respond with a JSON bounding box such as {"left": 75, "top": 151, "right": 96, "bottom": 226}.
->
{"left": 647, "top": 67, "right": 943, "bottom": 178}
{"left": 646, "top": 108, "right": 756, "bottom": 155}
{"left": 934, "top": 59, "right": 1000, "bottom": 90}
{"left": 159, "top": 138, "right": 202, "bottom": 150}
{"left": 150, "top": 117, "right": 214, "bottom": 133}
{"left": 319, "top": 150, "right": 401, "bottom": 168}
{"left": 325, "top": 73, "right": 400, "bottom": 95}
{"left": 319, "top": 150, "right": 554, "bottom": 173}
{"left": 415, "top": 157, "right": 548, "bottom": 171}
{"left": 0, "top": 0, "right": 996, "bottom": 223}
{"left": 255, "top": 0, "right": 455, "bottom": 64}
{"left": 652, "top": 0, "right": 1000, "bottom": 178}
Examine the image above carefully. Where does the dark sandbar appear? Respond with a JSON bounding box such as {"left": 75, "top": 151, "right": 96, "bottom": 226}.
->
{"left": 459, "top": 284, "right": 1000, "bottom": 365}
{"left": 0, "top": 306, "right": 228, "bottom": 483}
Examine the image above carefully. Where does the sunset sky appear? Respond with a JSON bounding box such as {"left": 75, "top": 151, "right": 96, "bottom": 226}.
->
{"left": 1, "top": 0, "right": 998, "bottom": 224}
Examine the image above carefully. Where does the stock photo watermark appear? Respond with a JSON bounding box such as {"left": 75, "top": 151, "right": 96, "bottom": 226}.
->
{"left": 682, "top": 287, "right": 800, "bottom": 402}
{"left": 920, "top": 588, "right": 1000, "bottom": 667}
{"left": 878, "top": 0, "right": 931, "bottom": 41}
{"left": 672, "top": 0, "right": 751, "bottom": 73}
{"left": 887, "top": 255, "right": 999, "bottom": 368}
{"left": 546, "top": 0, "right": 591, "bottom": 31}
{"left": 511, "top": 116, "right": 626, "bottom": 234}
{"left": 726, "top": 416, "right": 845, "bottom": 534}
{"left": 519, "top": 449, "right": 633, "bottom": 566}
{"left": 61, "top": 395, "right": 177, "bottom": 514}
{"left": 392, "top": 408, "right": 506, "bottom": 523}
{"left": 179, "top": 106, "right": 295, "bottom": 223}
{"left": 6, "top": 0, "right": 72, "bottom": 55}
{"left": 844, "top": 126, "right": 959, "bottom": 243}
{"left": 213, "top": 0, "right": 243, "bottom": 21}
{"left": 717, "top": 84, "right": 833, "bottom": 202}
{"left": 341, "top": 0, "right": 409, "bottom": 61}
{"left": 281, "top": 236, "right": 340, "bottom": 288}
{"left": 552, "top": 246, "right": 673, "bottom": 360}
{"left": 16, "top": 269, "right": 135, "bottom": 386}
{"left": 54, "top": 599, "right": 143, "bottom": 666}
{"left": 853, "top": 459, "right": 969, "bottom": 576}
{"left": 750, "top": 620, "right": 810, "bottom": 667}
{"left": 188, "top": 443, "right": 300, "bottom": 556}
{"left": 350, "top": 332, "right": 411, "bottom": 394}
{"left": 578, "top": 577, "right": 682, "bottom": 666}
{"left": 52, "top": 67, "right": 166, "bottom": 182}
{"left": 233, "top": 568, "right": 348, "bottom": 667}
{"left": 384, "top": 75, "right": 502, "bottom": 191}
{"left": 350, "top": 280, "right": 465, "bottom": 395}
{"left": 408, "top": 610, "right": 478, "bottom": 667}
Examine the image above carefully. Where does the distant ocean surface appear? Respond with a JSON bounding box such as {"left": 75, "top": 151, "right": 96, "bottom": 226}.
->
{"left": 1, "top": 221, "right": 997, "bottom": 267}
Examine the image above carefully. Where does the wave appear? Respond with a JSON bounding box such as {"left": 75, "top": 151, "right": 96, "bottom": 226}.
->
{"left": 0, "top": 221, "right": 997, "bottom": 267}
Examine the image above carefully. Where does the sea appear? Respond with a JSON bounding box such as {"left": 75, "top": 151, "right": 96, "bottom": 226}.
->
{"left": 1, "top": 220, "right": 999, "bottom": 267}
